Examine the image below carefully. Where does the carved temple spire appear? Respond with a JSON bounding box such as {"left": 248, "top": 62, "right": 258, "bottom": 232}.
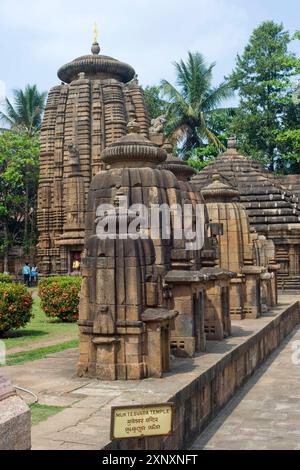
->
{"left": 101, "top": 120, "right": 167, "bottom": 168}
{"left": 159, "top": 140, "right": 195, "bottom": 180}
{"left": 201, "top": 173, "right": 239, "bottom": 202}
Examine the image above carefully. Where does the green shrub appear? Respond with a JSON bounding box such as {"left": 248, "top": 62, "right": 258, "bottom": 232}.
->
{"left": 0, "top": 283, "right": 33, "bottom": 335}
{"left": 39, "top": 276, "right": 82, "bottom": 322}
{"left": 0, "top": 273, "right": 13, "bottom": 284}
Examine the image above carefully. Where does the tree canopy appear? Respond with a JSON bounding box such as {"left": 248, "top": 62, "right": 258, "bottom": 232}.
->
{"left": 143, "top": 85, "right": 168, "bottom": 120}
{"left": 228, "top": 21, "right": 300, "bottom": 172}
{"left": 0, "top": 84, "right": 47, "bottom": 135}
{"left": 0, "top": 130, "right": 40, "bottom": 271}
{"left": 160, "top": 51, "right": 233, "bottom": 159}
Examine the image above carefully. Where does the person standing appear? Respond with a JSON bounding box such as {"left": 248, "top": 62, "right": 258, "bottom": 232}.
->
{"left": 22, "top": 263, "right": 31, "bottom": 287}
{"left": 31, "top": 265, "right": 38, "bottom": 286}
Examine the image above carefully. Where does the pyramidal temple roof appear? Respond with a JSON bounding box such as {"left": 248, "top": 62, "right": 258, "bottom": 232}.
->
{"left": 192, "top": 137, "right": 300, "bottom": 231}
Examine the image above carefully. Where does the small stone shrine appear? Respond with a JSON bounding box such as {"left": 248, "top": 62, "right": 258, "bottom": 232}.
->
{"left": 201, "top": 174, "right": 278, "bottom": 319}
{"left": 192, "top": 137, "right": 299, "bottom": 290}
{"left": 159, "top": 143, "right": 235, "bottom": 340}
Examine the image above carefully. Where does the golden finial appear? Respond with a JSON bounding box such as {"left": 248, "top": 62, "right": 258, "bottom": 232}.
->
{"left": 93, "top": 23, "right": 99, "bottom": 43}
{"left": 91, "top": 23, "right": 100, "bottom": 55}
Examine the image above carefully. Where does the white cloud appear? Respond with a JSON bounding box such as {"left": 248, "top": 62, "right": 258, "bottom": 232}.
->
{"left": 0, "top": 0, "right": 299, "bottom": 98}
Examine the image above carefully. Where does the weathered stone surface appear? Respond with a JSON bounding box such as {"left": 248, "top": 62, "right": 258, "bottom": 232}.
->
{"left": 37, "top": 41, "right": 150, "bottom": 275}
{"left": 200, "top": 174, "right": 278, "bottom": 321}
{"left": 0, "top": 374, "right": 31, "bottom": 450}
{"left": 160, "top": 145, "right": 235, "bottom": 343}
{"left": 192, "top": 137, "right": 300, "bottom": 290}
{"left": 191, "top": 323, "right": 300, "bottom": 450}
{"left": 1, "top": 295, "right": 297, "bottom": 450}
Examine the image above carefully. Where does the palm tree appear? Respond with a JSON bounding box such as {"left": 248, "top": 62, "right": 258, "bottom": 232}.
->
{"left": 161, "top": 52, "right": 233, "bottom": 158}
{"left": 0, "top": 84, "right": 47, "bottom": 135}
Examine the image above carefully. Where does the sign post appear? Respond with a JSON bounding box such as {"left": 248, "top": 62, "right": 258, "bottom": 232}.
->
{"left": 110, "top": 403, "right": 174, "bottom": 440}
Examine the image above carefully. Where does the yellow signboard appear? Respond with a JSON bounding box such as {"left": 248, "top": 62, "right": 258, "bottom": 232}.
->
{"left": 111, "top": 403, "right": 174, "bottom": 440}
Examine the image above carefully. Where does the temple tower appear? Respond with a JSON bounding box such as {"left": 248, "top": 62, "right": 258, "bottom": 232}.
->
{"left": 201, "top": 174, "right": 264, "bottom": 319}
{"left": 77, "top": 121, "right": 182, "bottom": 380}
{"left": 160, "top": 146, "right": 235, "bottom": 340}
{"left": 37, "top": 38, "right": 150, "bottom": 274}
{"left": 192, "top": 138, "right": 296, "bottom": 290}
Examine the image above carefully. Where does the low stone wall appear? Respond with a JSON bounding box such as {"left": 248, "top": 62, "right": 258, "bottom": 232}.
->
{"left": 106, "top": 300, "right": 300, "bottom": 450}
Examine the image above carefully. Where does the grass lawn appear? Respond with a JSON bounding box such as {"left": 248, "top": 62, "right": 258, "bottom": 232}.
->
{"left": 2, "top": 290, "right": 78, "bottom": 352}
{"left": 30, "top": 403, "right": 67, "bottom": 426}
{"left": 5, "top": 339, "right": 79, "bottom": 366}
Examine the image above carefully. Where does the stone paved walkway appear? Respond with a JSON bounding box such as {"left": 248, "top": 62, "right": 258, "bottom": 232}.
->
{"left": 191, "top": 325, "right": 300, "bottom": 450}
{"left": 1, "top": 294, "right": 299, "bottom": 450}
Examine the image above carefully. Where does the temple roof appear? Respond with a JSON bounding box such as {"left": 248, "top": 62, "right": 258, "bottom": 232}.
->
{"left": 101, "top": 120, "right": 167, "bottom": 168}
{"left": 57, "top": 41, "right": 135, "bottom": 84}
{"left": 158, "top": 142, "right": 195, "bottom": 180}
{"left": 192, "top": 137, "right": 300, "bottom": 231}
{"left": 201, "top": 174, "right": 239, "bottom": 202}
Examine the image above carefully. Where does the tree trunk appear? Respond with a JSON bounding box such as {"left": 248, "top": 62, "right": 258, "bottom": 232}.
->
{"left": 3, "top": 221, "right": 9, "bottom": 273}
{"left": 24, "top": 179, "right": 29, "bottom": 255}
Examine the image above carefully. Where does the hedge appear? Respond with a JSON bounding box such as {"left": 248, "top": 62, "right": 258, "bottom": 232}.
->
{"left": 0, "top": 273, "right": 13, "bottom": 284}
{"left": 0, "top": 283, "right": 33, "bottom": 335}
{"left": 39, "top": 276, "right": 82, "bottom": 322}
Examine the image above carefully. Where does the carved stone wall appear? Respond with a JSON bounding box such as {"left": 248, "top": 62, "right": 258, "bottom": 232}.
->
{"left": 192, "top": 138, "right": 300, "bottom": 287}
{"left": 37, "top": 42, "right": 150, "bottom": 274}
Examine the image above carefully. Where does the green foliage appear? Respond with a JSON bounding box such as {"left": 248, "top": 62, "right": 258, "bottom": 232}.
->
{"left": 0, "top": 283, "right": 33, "bottom": 335}
{"left": 160, "top": 51, "right": 233, "bottom": 158}
{"left": 228, "top": 21, "right": 300, "bottom": 171}
{"left": 143, "top": 85, "right": 168, "bottom": 119}
{"left": 39, "top": 276, "right": 82, "bottom": 322}
{"left": 276, "top": 129, "right": 300, "bottom": 173}
{"left": 3, "top": 294, "right": 78, "bottom": 351}
{"left": 187, "top": 154, "right": 215, "bottom": 171}
{"left": 0, "top": 84, "right": 47, "bottom": 135}
{"left": 5, "top": 339, "right": 79, "bottom": 366}
{"left": 184, "top": 110, "right": 235, "bottom": 166}
{"left": 0, "top": 273, "right": 13, "bottom": 283}
{"left": 0, "top": 129, "right": 40, "bottom": 265}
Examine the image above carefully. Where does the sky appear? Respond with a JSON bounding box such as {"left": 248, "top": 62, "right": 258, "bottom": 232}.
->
{"left": 0, "top": 0, "right": 299, "bottom": 106}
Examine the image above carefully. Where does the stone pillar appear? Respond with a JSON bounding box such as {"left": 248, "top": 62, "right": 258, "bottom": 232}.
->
{"left": 242, "top": 266, "right": 263, "bottom": 318}
{"left": 165, "top": 271, "right": 210, "bottom": 356}
{"left": 142, "top": 309, "right": 177, "bottom": 377}
{"left": 229, "top": 277, "right": 245, "bottom": 320}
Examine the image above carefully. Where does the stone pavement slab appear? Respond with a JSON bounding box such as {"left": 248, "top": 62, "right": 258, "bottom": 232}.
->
{"left": 191, "top": 324, "right": 300, "bottom": 450}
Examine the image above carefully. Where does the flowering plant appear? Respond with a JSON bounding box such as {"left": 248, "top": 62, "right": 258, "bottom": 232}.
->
{"left": 0, "top": 282, "right": 33, "bottom": 335}
{"left": 39, "top": 276, "right": 82, "bottom": 322}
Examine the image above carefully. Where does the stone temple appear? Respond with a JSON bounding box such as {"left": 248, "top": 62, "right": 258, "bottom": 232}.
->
{"left": 35, "top": 37, "right": 299, "bottom": 381}
{"left": 37, "top": 39, "right": 149, "bottom": 275}
{"left": 192, "top": 138, "right": 300, "bottom": 290}
{"left": 77, "top": 120, "right": 235, "bottom": 379}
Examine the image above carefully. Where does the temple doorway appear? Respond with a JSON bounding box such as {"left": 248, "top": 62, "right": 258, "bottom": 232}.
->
{"left": 69, "top": 251, "right": 82, "bottom": 275}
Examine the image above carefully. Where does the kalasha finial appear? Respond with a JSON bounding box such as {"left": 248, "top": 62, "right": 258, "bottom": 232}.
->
{"left": 127, "top": 120, "right": 140, "bottom": 134}
{"left": 227, "top": 136, "right": 237, "bottom": 149}
{"left": 91, "top": 22, "right": 100, "bottom": 55}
